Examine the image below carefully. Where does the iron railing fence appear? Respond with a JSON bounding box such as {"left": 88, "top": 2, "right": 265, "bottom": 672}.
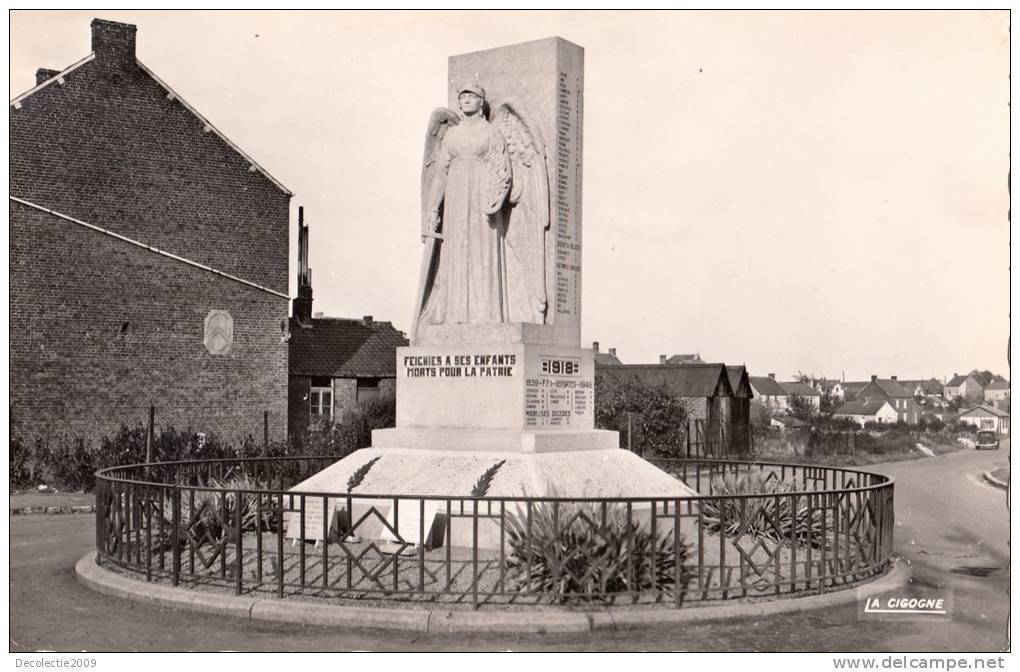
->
{"left": 94, "top": 457, "right": 894, "bottom": 608}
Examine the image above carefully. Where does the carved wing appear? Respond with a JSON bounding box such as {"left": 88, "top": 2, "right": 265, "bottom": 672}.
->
{"left": 495, "top": 101, "right": 551, "bottom": 322}
{"left": 421, "top": 107, "right": 459, "bottom": 237}
{"left": 411, "top": 107, "right": 458, "bottom": 342}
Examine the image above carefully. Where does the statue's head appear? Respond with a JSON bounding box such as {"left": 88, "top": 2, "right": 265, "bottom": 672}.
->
{"left": 457, "top": 79, "right": 486, "bottom": 118}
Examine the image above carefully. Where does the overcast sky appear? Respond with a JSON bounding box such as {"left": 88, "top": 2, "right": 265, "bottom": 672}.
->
{"left": 10, "top": 10, "right": 1011, "bottom": 382}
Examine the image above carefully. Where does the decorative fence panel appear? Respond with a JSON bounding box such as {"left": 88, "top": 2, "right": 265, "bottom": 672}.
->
{"left": 95, "top": 457, "right": 894, "bottom": 608}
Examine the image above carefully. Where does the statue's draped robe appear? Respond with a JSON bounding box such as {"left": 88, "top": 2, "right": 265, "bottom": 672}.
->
{"left": 420, "top": 120, "right": 511, "bottom": 326}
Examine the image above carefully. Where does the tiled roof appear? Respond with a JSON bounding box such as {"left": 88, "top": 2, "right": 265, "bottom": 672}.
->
{"left": 780, "top": 381, "right": 821, "bottom": 396}
{"left": 946, "top": 375, "right": 970, "bottom": 387}
{"left": 289, "top": 317, "right": 407, "bottom": 377}
{"left": 665, "top": 354, "right": 702, "bottom": 364}
{"left": 874, "top": 379, "right": 913, "bottom": 398}
{"left": 748, "top": 376, "right": 787, "bottom": 397}
{"left": 726, "top": 366, "right": 751, "bottom": 397}
{"left": 599, "top": 363, "right": 732, "bottom": 398}
{"left": 959, "top": 404, "right": 1009, "bottom": 418}
{"left": 985, "top": 380, "right": 1009, "bottom": 390}
{"left": 594, "top": 352, "right": 624, "bottom": 366}
{"left": 833, "top": 400, "right": 891, "bottom": 416}
{"left": 843, "top": 382, "right": 869, "bottom": 394}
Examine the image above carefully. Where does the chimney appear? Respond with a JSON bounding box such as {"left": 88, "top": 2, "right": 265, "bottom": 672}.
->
{"left": 363, "top": 315, "right": 373, "bottom": 325}
{"left": 768, "top": 373, "right": 775, "bottom": 380}
{"left": 35, "top": 68, "right": 60, "bottom": 85}
{"left": 609, "top": 348, "right": 617, "bottom": 357}
{"left": 891, "top": 375, "right": 897, "bottom": 381}
{"left": 292, "top": 206, "right": 313, "bottom": 321}
{"left": 659, "top": 355, "right": 667, "bottom": 365}
{"left": 592, "top": 341, "right": 599, "bottom": 353}
{"left": 91, "top": 19, "right": 137, "bottom": 66}
{"left": 871, "top": 375, "right": 878, "bottom": 382}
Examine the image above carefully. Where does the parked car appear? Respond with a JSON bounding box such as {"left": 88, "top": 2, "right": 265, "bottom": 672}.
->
{"left": 976, "top": 429, "right": 1000, "bottom": 450}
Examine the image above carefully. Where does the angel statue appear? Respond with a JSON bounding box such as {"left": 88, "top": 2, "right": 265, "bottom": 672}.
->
{"left": 410, "top": 79, "right": 550, "bottom": 341}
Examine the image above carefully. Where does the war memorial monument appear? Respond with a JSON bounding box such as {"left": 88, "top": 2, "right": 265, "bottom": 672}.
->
{"left": 287, "top": 37, "right": 695, "bottom": 546}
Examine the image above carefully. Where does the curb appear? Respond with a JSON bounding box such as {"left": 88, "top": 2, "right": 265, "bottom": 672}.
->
{"left": 983, "top": 471, "right": 1008, "bottom": 490}
{"left": 12, "top": 505, "right": 94, "bottom": 515}
{"left": 75, "top": 552, "right": 911, "bottom": 634}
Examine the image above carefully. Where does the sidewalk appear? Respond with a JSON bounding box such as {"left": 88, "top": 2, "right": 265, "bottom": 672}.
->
{"left": 10, "top": 490, "right": 95, "bottom": 515}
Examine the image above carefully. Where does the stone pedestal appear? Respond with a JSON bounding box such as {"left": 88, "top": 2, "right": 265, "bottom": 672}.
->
{"left": 287, "top": 37, "right": 695, "bottom": 549}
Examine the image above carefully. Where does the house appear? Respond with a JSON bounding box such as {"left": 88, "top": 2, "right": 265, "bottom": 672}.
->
{"left": 10, "top": 19, "right": 291, "bottom": 445}
{"left": 983, "top": 380, "right": 1010, "bottom": 404}
{"left": 592, "top": 341, "right": 623, "bottom": 366}
{"left": 659, "top": 353, "right": 703, "bottom": 365}
{"left": 841, "top": 381, "right": 870, "bottom": 402}
{"left": 597, "top": 363, "right": 738, "bottom": 456}
{"left": 832, "top": 399, "right": 898, "bottom": 427}
{"left": 902, "top": 378, "right": 944, "bottom": 399}
{"left": 748, "top": 374, "right": 789, "bottom": 412}
{"left": 810, "top": 378, "right": 844, "bottom": 401}
{"left": 770, "top": 415, "right": 811, "bottom": 431}
{"left": 944, "top": 373, "right": 984, "bottom": 403}
{"left": 958, "top": 405, "right": 1011, "bottom": 435}
{"left": 287, "top": 212, "right": 407, "bottom": 436}
{"left": 779, "top": 380, "right": 822, "bottom": 412}
{"left": 852, "top": 376, "right": 921, "bottom": 424}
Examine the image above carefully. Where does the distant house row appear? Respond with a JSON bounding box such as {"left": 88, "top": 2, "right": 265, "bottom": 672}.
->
{"left": 747, "top": 374, "right": 821, "bottom": 413}
{"left": 593, "top": 344, "right": 752, "bottom": 455}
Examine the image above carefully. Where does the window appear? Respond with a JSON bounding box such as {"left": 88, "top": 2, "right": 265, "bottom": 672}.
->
{"left": 981, "top": 419, "right": 995, "bottom": 429}
{"left": 357, "top": 377, "right": 381, "bottom": 404}
{"left": 310, "top": 376, "right": 332, "bottom": 419}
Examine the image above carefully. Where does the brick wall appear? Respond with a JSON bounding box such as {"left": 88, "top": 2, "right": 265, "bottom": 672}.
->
{"left": 10, "top": 21, "right": 291, "bottom": 448}
{"left": 10, "top": 41, "right": 290, "bottom": 293}
{"left": 333, "top": 378, "right": 357, "bottom": 414}
{"left": 10, "top": 202, "right": 288, "bottom": 445}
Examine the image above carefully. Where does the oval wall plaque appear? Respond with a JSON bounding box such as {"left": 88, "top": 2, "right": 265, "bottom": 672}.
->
{"left": 204, "top": 310, "right": 233, "bottom": 355}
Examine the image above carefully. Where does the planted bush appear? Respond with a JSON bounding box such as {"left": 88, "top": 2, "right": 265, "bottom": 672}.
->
{"left": 43, "top": 437, "right": 96, "bottom": 491}
{"left": 504, "top": 499, "right": 691, "bottom": 602}
{"left": 700, "top": 467, "right": 827, "bottom": 548}
{"left": 10, "top": 435, "right": 35, "bottom": 488}
{"left": 153, "top": 474, "right": 279, "bottom": 556}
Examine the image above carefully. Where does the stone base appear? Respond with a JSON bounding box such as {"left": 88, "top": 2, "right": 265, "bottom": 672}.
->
{"left": 292, "top": 447, "right": 696, "bottom": 500}
{"left": 371, "top": 427, "right": 619, "bottom": 453}
{"left": 286, "top": 447, "right": 698, "bottom": 548}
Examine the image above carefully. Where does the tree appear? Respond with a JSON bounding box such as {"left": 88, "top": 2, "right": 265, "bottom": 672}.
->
{"left": 787, "top": 395, "right": 816, "bottom": 422}
{"left": 819, "top": 388, "right": 838, "bottom": 415}
{"left": 750, "top": 399, "right": 772, "bottom": 429}
{"left": 594, "top": 375, "right": 688, "bottom": 458}
{"left": 969, "top": 369, "right": 1006, "bottom": 388}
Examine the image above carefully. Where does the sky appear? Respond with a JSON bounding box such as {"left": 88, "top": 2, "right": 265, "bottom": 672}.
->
{"left": 9, "top": 10, "right": 1011, "bottom": 382}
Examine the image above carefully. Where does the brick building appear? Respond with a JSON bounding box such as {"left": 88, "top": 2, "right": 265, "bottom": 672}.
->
{"left": 10, "top": 19, "right": 292, "bottom": 445}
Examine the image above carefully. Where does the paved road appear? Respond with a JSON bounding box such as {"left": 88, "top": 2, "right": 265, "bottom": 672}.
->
{"left": 10, "top": 441, "right": 1010, "bottom": 652}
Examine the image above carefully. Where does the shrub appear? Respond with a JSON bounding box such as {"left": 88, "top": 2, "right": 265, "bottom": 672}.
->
{"left": 153, "top": 474, "right": 279, "bottom": 556}
{"left": 360, "top": 394, "right": 396, "bottom": 433}
{"left": 42, "top": 436, "right": 96, "bottom": 491}
{"left": 700, "top": 467, "right": 826, "bottom": 548}
{"left": 504, "top": 498, "right": 691, "bottom": 602}
{"left": 594, "top": 375, "right": 689, "bottom": 457}
{"left": 10, "top": 435, "right": 35, "bottom": 488}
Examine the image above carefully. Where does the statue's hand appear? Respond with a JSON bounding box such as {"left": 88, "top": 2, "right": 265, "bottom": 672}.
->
{"left": 421, "top": 210, "right": 442, "bottom": 242}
